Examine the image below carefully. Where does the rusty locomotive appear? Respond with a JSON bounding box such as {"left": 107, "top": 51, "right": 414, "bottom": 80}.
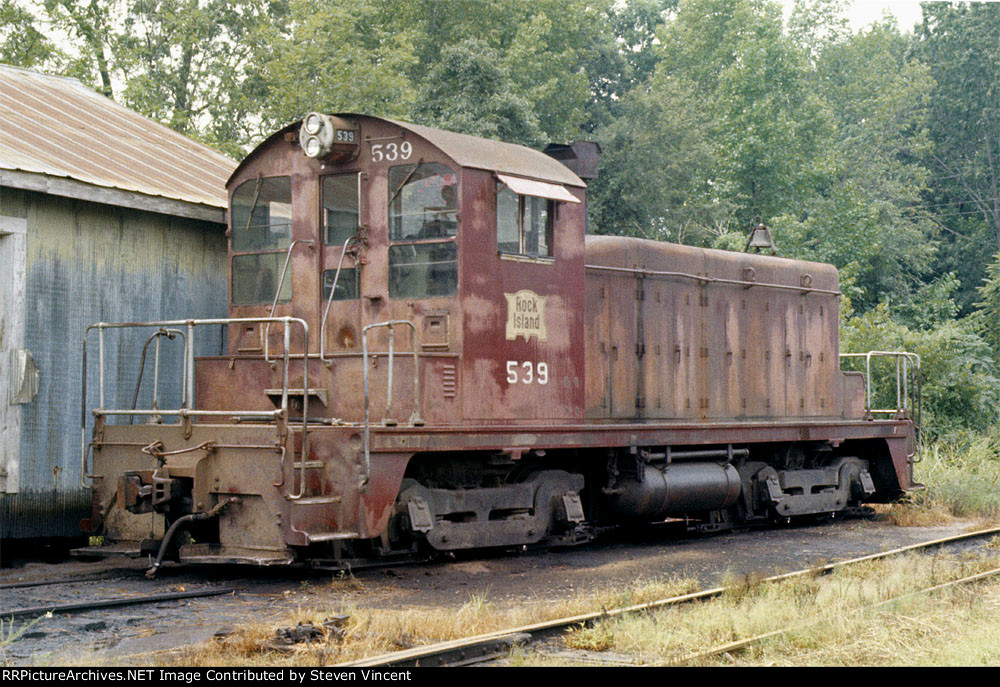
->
{"left": 81, "top": 114, "right": 920, "bottom": 571}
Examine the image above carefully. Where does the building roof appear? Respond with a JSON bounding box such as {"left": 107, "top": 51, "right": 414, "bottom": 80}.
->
{"left": 0, "top": 64, "right": 235, "bottom": 223}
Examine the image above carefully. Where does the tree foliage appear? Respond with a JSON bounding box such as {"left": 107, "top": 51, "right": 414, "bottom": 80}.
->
{"left": 915, "top": 2, "right": 1000, "bottom": 313}
{"left": 916, "top": 2, "right": 1000, "bottom": 247}
{"left": 412, "top": 37, "right": 543, "bottom": 145}
{"left": 0, "top": 0, "right": 61, "bottom": 68}
{"left": 974, "top": 253, "right": 1000, "bottom": 361}
{"left": 776, "top": 20, "right": 936, "bottom": 312}
{"left": 587, "top": 76, "right": 725, "bottom": 242}
{"left": 842, "top": 303, "right": 999, "bottom": 437}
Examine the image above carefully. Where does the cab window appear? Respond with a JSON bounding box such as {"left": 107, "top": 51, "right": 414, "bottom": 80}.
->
{"left": 497, "top": 184, "right": 553, "bottom": 258}
{"left": 389, "top": 163, "right": 457, "bottom": 240}
{"left": 322, "top": 267, "right": 359, "bottom": 301}
{"left": 323, "top": 173, "right": 359, "bottom": 246}
{"left": 388, "top": 163, "right": 458, "bottom": 298}
{"left": 230, "top": 176, "right": 292, "bottom": 305}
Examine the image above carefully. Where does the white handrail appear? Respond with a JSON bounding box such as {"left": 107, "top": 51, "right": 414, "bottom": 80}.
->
{"left": 81, "top": 316, "right": 310, "bottom": 491}
{"left": 320, "top": 235, "right": 361, "bottom": 366}
{"left": 360, "top": 320, "right": 423, "bottom": 491}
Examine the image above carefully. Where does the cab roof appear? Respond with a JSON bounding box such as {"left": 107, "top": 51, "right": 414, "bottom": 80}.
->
{"left": 228, "top": 114, "right": 586, "bottom": 189}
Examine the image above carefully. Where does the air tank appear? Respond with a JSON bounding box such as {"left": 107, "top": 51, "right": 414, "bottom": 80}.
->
{"left": 607, "top": 462, "right": 742, "bottom": 520}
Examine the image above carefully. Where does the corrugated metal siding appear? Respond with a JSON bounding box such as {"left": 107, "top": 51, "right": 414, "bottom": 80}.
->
{"left": 0, "top": 64, "right": 233, "bottom": 209}
{"left": 0, "top": 189, "right": 227, "bottom": 539}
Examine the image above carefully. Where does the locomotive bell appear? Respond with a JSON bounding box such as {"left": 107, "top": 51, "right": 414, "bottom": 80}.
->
{"left": 299, "top": 113, "right": 359, "bottom": 162}
{"left": 744, "top": 223, "right": 777, "bottom": 254}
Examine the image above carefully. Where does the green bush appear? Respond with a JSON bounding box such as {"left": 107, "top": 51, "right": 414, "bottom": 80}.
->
{"left": 841, "top": 303, "right": 1000, "bottom": 438}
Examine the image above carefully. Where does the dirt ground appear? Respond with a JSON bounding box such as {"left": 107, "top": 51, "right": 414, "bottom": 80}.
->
{"left": 0, "top": 515, "right": 988, "bottom": 665}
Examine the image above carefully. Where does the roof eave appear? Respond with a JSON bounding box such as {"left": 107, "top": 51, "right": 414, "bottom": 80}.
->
{"left": 1, "top": 169, "right": 227, "bottom": 225}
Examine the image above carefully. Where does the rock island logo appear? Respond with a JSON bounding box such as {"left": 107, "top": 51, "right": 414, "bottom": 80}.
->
{"left": 504, "top": 290, "right": 548, "bottom": 342}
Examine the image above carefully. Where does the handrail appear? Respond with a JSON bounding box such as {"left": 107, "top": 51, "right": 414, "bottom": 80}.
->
{"left": 840, "top": 351, "right": 921, "bottom": 414}
{"left": 840, "top": 350, "right": 922, "bottom": 462}
{"left": 320, "top": 235, "right": 361, "bottom": 366}
{"left": 585, "top": 263, "right": 841, "bottom": 296}
{"left": 81, "top": 316, "right": 310, "bottom": 494}
{"left": 264, "top": 239, "right": 314, "bottom": 365}
{"left": 129, "top": 328, "right": 186, "bottom": 424}
{"left": 360, "top": 320, "right": 423, "bottom": 491}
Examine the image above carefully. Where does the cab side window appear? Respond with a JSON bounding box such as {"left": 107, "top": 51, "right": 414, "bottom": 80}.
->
{"left": 321, "top": 173, "right": 361, "bottom": 303}
{"left": 388, "top": 163, "right": 458, "bottom": 298}
{"left": 322, "top": 267, "right": 359, "bottom": 301}
{"left": 497, "top": 184, "right": 553, "bottom": 258}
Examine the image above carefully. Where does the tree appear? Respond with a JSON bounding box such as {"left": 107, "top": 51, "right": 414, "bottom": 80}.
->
{"left": 583, "top": 0, "right": 677, "bottom": 131}
{"left": 842, "top": 302, "right": 1000, "bottom": 437}
{"left": 42, "top": 0, "right": 118, "bottom": 97}
{"left": 917, "top": 2, "right": 1000, "bottom": 251}
{"left": 974, "top": 253, "right": 1000, "bottom": 360}
{"left": 775, "top": 19, "right": 937, "bottom": 312}
{"left": 411, "top": 38, "right": 543, "bottom": 145}
{"left": 915, "top": 2, "right": 1000, "bottom": 312}
{"left": 587, "top": 77, "right": 727, "bottom": 242}
{"left": 117, "top": 1, "right": 278, "bottom": 140}
{"left": 393, "top": 0, "right": 619, "bottom": 142}
{"left": 0, "top": 0, "right": 61, "bottom": 69}
{"left": 656, "top": 0, "right": 832, "bottom": 225}
{"left": 28, "top": 0, "right": 289, "bottom": 156}
{"left": 245, "top": 0, "right": 418, "bottom": 153}
{"left": 786, "top": 0, "right": 851, "bottom": 62}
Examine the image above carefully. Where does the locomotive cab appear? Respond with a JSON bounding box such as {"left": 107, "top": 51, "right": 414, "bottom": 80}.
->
{"left": 207, "top": 114, "right": 588, "bottom": 428}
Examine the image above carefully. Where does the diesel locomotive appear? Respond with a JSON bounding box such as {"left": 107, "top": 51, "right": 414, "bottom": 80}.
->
{"left": 80, "top": 114, "right": 920, "bottom": 572}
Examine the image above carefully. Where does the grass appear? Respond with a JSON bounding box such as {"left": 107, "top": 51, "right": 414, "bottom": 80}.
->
{"left": 167, "top": 544, "right": 1000, "bottom": 668}
{"left": 879, "top": 431, "right": 1000, "bottom": 526}
{"left": 162, "top": 575, "right": 702, "bottom": 666}
{"left": 535, "top": 549, "right": 1000, "bottom": 667}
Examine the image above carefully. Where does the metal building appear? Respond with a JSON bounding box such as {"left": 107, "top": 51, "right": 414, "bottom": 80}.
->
{"left": 0, "top": 64, "right": 235, "bottom": 545}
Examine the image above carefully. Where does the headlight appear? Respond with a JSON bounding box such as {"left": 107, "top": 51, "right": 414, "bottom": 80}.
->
{"left": 303, "top": 135, "right": 322, "bottom": 158}
{"left": 303, "top": 112, "right": 325, "bottom": 136}
{"left": 300, "top": 112, "right": 334, "bottom": 158}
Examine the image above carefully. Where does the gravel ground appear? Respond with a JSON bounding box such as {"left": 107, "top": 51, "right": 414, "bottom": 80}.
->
{"left": 0, "top": 515, "right": 987, "bottom": 665}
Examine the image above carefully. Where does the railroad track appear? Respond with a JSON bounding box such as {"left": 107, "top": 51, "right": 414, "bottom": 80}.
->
{"left": 1, "top": 587, "right": 239, "bottom": 620}
{"left": 0, "top": 567, "right": 250, "bottom": 664}
{"left": 662, "top": 564, "right": 1000, "bottom": 666}
{"left": 340, "top": 525, "right": 1000, "bottom": 667}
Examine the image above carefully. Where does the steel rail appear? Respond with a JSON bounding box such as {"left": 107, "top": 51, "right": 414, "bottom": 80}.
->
{"left": 665, "top": 565, "right": 1000, "bottom": 666}
{"left": 0, "top": 573, "right": 136, "bottom": 591}
{"left": 340, "top": 525, "right": 1000, "bottom": 668}
{"left": 1, "top": 587, "right": 237, "bottom": 620}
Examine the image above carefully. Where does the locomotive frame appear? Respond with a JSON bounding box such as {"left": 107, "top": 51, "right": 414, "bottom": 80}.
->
{"left": 79, "top": 114, "right": 920, "bottom": 571}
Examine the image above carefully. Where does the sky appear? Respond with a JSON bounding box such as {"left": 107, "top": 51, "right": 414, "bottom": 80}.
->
{"left": 781, "top": 0, "right": 926, "bottom": 32}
